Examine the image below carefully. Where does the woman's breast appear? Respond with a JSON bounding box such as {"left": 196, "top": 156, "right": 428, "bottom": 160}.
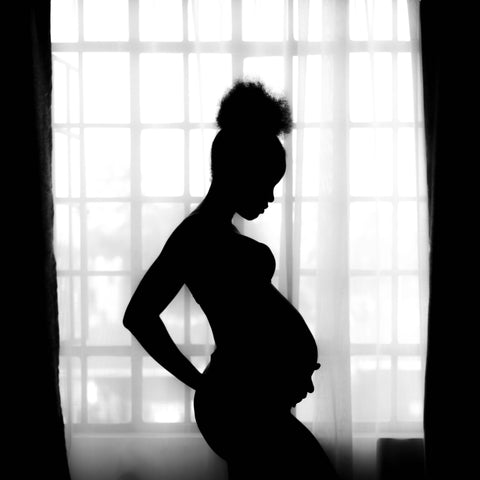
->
{"left": 185, "top": 231, "right": 318, "bottom": 367}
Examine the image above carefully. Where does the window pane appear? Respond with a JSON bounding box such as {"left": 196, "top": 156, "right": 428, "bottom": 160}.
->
{"left": 243, "top": 57, "right": 285, "bottom": 96}
{"left": 374, "top": 54, "right": 392, "bottom": 120}
{"left": 243, "top": 0, "right": 285, "bottom": 41}
{"left": 397, "top": 128, "right": 417, "bottom": 196}
{"left": 85, "top": 128, "right": 130, "bottom": 197}
{"left": 58, "top": 276, "right": 82, "bottom": 342}
{"left": 397, "top": 275, "right": 420, "bottom": 344}
{"left": 293, "top": 0, "right": 323, "bottom": 41}
{"left": 349, "top": 0, "right": 392, "bottom": 41}
{"left": 372, "top": 0, "right": 392, "bottom": 40}
{"left": 397, "top": 201, "right": 418, "bottom": 269}
{"left": 54, "top": 129, "right": 81, "bottom": 198}
{"left": 349, "top": 0, "right": 367, "bottom": 40}
{"left": 188, "top": 0, "right": 231, "bottom": 41}
{"left": 87, "top": 276, "right": 131, "bottom": 346}
{"left": 300, "top": 202, "right": 318, "bottom": 269}
{"left": 293, "top": 128, "right": 334, "bottom": 198}
{"left": 140, "top": 54, "right": 184, "bottom": 123}
{"left": 141, "top": 129, "right": 184, "bottom": 196}
{"left": 87, "top": 357, "right": 131, "bottom": 423}
{"left": 350, "top": 202, "right": 393, "bottom": 270}
{"left": 83, "top": 0, "right": 129, "bottom": 41}
{"left": 143, "top": 357, "right": 185, "bottom": 423}
{"left": 293, "top": 128, "right": 323, "bottom": 197}
{"left": 189, "top": 54, "right": 232, "bottom": 122}
{"left": 350, "top": 276, "right": 392, "bottom": 344}
{"left": 59, "top": 356, "right": 82, "bottom": 424}
{"left": 349, "top": 128, "right": 393, "bottom": 196}
{"left": 397, "top": 0, "right": 411, "bottom": 41}
{"left": 53, "top": 58, "right": 68, "bottom": 123}
{"left": 53, "top": 53, "right": 80, "bottom": 123}
{"left": 140, "top": 0, "right": 183, "bottom": 41}
{"left": 54, "top": 204, "right": 81, "bottom": 270}
{"left": 397, "top": 357, "right": 423, "bottom": 421}
{"left": 87, "top": 202, "right": 130, "bottom": 270}
{"left": 349, "top": 53, "right": 392, "bottom": 122}
{"left": 351, "top": 356, "right": 391, "bottom": 422}
{"left": 51, "top": 0, "right": 79, "bottom": 43}
{"left": 293, "top": 55, "right": 325, "bottom": 123}
{"left": 397, "top": 53, "right": 414, "bottom": 122}
{"left": 141, "top": 203, "right": 185, "bottom": 270}
{"left": 349, "top": 53, "right": 372, "bottom": 121}
{"left": 83, "top": 53, "right": 130, "bottom": 123}
{"left": 189, "top": 128, "right": 215, "bottom": 197}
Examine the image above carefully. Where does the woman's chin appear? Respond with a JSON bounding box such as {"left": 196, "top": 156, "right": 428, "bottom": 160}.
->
{"left": 239, "top": 207, "right": 266, "bottom": 220}
{"left": 239, "top": 211, "right": 262, "bottom": 221}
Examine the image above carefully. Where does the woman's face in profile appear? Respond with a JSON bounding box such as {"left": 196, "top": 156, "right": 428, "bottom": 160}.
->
{"left": 234, "top": 160, "right": 285, "bottom": 221}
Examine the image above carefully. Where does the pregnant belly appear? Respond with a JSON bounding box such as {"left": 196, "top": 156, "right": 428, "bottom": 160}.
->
{"left": 201, "top": 284, "right": 319, "bottom": 409}
{"left": 207, "top": 283, "right": 318, "bottom": 369}
{"left": 252, "top": 284, "right": 318, "bottom": 366}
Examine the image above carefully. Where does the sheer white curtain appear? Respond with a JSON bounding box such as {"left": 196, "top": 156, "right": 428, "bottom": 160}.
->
{"left": 236, "top": 1, "right": 427, "bottom": 478}
{"left": 52, "top": 1, "right": 428, "bottom": 479}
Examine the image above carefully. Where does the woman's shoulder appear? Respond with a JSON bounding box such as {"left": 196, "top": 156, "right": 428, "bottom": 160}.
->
{"left": 168, "top": 211, "right": 218, "bottom": 249}
{"left": 174, "top": 211, "right": 216, "bottom": 236}
{"left": 167, "top": 213, "right": 203, "bottom": 248}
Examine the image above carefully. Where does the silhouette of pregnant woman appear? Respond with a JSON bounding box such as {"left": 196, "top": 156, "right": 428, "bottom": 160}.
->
{"left": 123, "top": 80, "right": 339, "bottom": 479}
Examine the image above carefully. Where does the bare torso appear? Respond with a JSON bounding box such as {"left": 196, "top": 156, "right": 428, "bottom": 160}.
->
{"left": 182, "top": 212, "right": 318, "bottom": 403}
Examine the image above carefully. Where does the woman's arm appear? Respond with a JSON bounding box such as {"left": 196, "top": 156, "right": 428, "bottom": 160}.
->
{"left": 123, "top": 227, "right": 203, "bottom": 391}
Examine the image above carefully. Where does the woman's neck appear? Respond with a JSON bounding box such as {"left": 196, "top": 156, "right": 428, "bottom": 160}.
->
{"left": 193, "top": 181, "right": 237, "bottom": 227}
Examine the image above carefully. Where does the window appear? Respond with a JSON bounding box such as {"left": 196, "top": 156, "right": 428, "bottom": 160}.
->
{"left": 53, "top": 0, "right": 427, "bottom": 441}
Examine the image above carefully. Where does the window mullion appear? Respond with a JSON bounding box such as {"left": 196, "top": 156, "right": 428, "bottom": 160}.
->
{"left": 77, "top": 0, "right": 88, "bottom": 426}
{"left": 391, "top": 0, "right": 400, "bottom": 429}
{"left": 182, "top": 0, "right": 193, "bottom": 424}
{"left": 129, "top": 0, "right": 143, "bottom": 428}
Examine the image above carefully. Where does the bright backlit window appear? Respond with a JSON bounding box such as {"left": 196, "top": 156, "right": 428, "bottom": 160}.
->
{"left": 53, "top": 0, "right": 427, "bottom": 437}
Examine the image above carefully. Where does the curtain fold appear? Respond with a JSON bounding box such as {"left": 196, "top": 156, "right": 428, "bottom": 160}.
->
{"left": 7, "top": 1, "right": 70, "bottom": 479}
{"left": 420, "top": 1, "right": 471, "bottom": 478}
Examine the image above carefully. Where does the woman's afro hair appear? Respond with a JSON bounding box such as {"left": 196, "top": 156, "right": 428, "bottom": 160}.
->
{"left": 215, "top": 79, "right": 292, "bottom": 136}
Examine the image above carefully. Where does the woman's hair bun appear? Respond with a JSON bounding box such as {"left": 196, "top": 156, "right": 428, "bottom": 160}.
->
{"left": 216, "top": 79, "right": 292, "bottom": 135}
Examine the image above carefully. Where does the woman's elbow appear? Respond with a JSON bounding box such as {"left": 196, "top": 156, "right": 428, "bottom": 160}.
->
{"left": 123, "top": 300, "right": 156, "bottom": 333}
{"left": 123, "top": 303, "right": 137, "bottom": 331}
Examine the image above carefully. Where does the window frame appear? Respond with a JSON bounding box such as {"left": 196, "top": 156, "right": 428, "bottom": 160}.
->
{"left": 53, "top": 0, "right": 426, "bottom": 437}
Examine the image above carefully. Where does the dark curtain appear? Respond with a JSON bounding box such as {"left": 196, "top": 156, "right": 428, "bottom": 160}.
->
{"left": 421, "top": 1, "right": 473, "bottom": 479}
{"left": 6, "top": 1, "right": 70, "bottom": 478}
